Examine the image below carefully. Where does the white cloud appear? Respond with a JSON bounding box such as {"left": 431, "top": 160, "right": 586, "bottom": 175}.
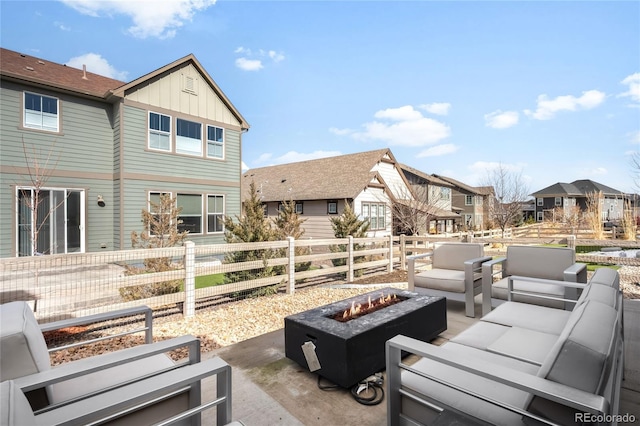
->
{"left": 54, "top": 21, "right": 71, "bottom": 31}
{"left": 417, "top": 144, "right": 459, "bottom": 158}
{"left": 524, "top": 90, "right": 606, "bottom": 120}
{"left": 61, "top": 0, "right": 216, "bottom": 39}
{"left": 234, "top": 46, "right": 285, "bottom": 71}
{"left": 618, "top": 72, "right": 640, "bottom": 104}
{"left": 329, "top": 127, "right": 354, "bottom": 136}
{"left": 66, "top": 53, "right": 128, "bottom": 80}
{"left": 353, "top": 105, "right": 451, "bottom": 147}
{"left": 484, "top": 110, "right": 519, "bottom": 129}
{"left": 589, "top": 167, "right": 607, "bottom": 176}
{"left": 235, "top": 57, "right": 263, "bottom": 71}
{"left": 418, "top": 102, "right": 451, "bottom": 116}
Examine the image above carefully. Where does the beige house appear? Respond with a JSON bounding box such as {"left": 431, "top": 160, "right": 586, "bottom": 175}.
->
{"left": 432, "top": 174, "right": 493, "bottom": 230}
{"left": 241, "top": 149, "right": 415, "bottom": 238}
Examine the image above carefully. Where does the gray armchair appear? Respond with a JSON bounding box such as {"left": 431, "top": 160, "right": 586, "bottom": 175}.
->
{"left": 481, "top": 245, "right": 587, "bottom": 316}
{"left": 408, "top": 242, "right": 491, "bottom": 317}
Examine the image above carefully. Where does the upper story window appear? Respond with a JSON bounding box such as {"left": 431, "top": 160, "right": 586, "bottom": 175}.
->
{"left": 555, "top": 197, "right": 562, "bottom": 206}
{"left": 149, "top": 112, "right": 171, "bottom": 151}
{"left": 362, "top": 202, "right": 386, "bottom": 230}
{"left": 176, "top": 119, "right": 202, "bottom": 156}
{"left": 465, "top": 195, "right": 473, "bottom": 205}
{"left": 207, "top": 125, "right": 224, "bottom": 159}
{"left": 537, "top": 198, "right": 543, "bottom": 206}
{"left": 24, "top": 92, "right": 58, "bottom": 132}
{"left": 440, "top": 187, "right": 451, "bottom": 201}
{"left": 476, "top": 197, "right": 482, "bottom": 206}
{"left": 327, "top": 201, "right": 338, "bottom": 214}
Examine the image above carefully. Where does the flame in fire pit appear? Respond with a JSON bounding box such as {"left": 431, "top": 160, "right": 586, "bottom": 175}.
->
{"left": 332, "top": 292, "right": 406, "bottom": 322}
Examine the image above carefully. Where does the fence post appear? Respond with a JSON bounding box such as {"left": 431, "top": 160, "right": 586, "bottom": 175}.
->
{"left": 184, "top": 241, "right": 195, "bottom": 318}
{"left": 400, "top": 234, "right": 406, "bottom": 270}
{"left": 567, "top": 235, "right": 576, "bottom": 249}
{"left": 286, "top": 236, "right": 295, "bottom": 295}
{"left": 388, "top": 234, "right": 394, "bottom": 273}
{"left": 348, "top": 236, "right": 354, "bottom": 283}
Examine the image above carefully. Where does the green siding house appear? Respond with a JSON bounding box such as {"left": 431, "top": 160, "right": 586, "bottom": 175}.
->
{"left": 0, "top": 48, "right": 249, "bottom": 257}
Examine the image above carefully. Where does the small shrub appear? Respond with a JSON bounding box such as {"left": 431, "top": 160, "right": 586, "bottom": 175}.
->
{"left": 119, "top": 280, "right": 182, "bottom": 302}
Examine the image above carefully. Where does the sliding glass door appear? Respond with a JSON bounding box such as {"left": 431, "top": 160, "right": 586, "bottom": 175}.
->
{"left": 17, "top": 187, "right": 84, "bottom": 256}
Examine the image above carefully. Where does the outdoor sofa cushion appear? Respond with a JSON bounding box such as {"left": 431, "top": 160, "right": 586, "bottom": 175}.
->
{"left": 413, "top": 243, "right": 484, "bottom": 293}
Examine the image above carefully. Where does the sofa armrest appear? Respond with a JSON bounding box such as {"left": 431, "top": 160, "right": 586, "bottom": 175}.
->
{"left": 507, "top": 275, "right": 588, "bottom": 306}
{"left": 13, "top": 335, "right": 200, "bottom": 397}
{"left": 386, "top": 335, "right": 609, "bottom": 425}
{"left": 481, "top": 257, "right": 506, "bottom": 315}
{"left": 407, "top": 253, "right": 434, "bottom": 291}
{"left": 27, "top": 356, "right": 232, "bottom": 426}
{"left": 40, "top": 305, "right": 154, "bottom": 351}
{"left": 464, "top": 256, "right": 493, "bottom": 290}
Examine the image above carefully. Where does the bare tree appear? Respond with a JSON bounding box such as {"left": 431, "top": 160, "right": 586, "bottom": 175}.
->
{"left": 585, "top": 190, "right": 604, "bottom": 239}
{"left": 13, "top": 138, "right": 64, "bottom": 256}
{"left": 481, "top": 164, "right": 530, "bottom": 237}
{"left": 621, "top": 199, "right": 636, "bottom": 240}
{"left": 392, "top": 184, "right": 446, "bottom": 235}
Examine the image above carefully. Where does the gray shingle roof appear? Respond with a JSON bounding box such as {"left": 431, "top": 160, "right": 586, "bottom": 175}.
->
{"left": 242, "top": 149, "right": 394, "bottom": 202}
{"left": 531, "top": 179, "right": 624, "bottom": 197}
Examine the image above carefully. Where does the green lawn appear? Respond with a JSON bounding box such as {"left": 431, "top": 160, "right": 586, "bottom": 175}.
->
{"left": 194, "top": 273, "right": 225, "bottom": 289}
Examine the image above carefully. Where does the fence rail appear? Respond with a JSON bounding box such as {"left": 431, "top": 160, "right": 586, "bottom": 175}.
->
{"left": 2, "top": 231, "right": 638, "bottom": 322}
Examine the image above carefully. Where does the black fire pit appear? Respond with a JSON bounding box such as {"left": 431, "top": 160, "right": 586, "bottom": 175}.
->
{"left": 284, "top": 287, "right": 446, "bottom": 388}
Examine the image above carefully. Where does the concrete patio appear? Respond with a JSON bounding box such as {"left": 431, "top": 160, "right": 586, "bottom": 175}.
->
{"left": 202, "top": 296, "right": 640, "bottom": 425}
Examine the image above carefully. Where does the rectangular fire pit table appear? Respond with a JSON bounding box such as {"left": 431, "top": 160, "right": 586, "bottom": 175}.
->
{"left": 284, "top": 287, "right": 446, "bottom": 388}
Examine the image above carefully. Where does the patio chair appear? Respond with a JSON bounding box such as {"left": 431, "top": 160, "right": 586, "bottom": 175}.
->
{"left": 407, "top": 242, "right": 492, "bottom": 317}
{"left": 481, "top": 245, "right": 587, "bottom": 316}
{"left": 0, "top": 301, "right": 234, "bottom": 425}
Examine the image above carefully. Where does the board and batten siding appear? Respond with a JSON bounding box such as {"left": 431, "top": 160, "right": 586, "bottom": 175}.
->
{"left": 354, "top": 188, "right": 393, "bottom": 237}
{"left": 124, "top": 63, "right": 242, "bottom": 128}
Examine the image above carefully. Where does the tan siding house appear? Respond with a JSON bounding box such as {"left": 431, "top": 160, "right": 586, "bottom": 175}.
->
{"left": 242, "top": 149, "right": 414, "bottom": 239}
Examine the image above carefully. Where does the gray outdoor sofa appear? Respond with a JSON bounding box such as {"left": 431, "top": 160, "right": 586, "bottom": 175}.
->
{"left": 0, "top": 301, "right": 237, "bottom": 425}
{"left": 387, "top": 268, "right": 623, "bottom": 425}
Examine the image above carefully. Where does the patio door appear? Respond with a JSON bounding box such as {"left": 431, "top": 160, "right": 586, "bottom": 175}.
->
{"left": 16, "top": 187, "right": 84, "bottom": 256}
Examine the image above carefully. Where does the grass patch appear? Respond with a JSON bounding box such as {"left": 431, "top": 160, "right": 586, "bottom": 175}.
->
{"left": 194, "top": 273, "right": 225, "bottom": 289}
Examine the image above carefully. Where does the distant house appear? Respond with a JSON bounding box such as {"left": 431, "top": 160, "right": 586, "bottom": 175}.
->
{"left": 432, "top": 175, "right": 493, "bottom": 230}
{"left": 397, "top": 164, "right": 460, "bottom": 233}
{"left": 0, "top": 48, "right": 248, "bottom": 257}
{"left": 530, "top": 179, "right": 626, "bottom": 222}
{"left": 241, "top": 149, "right": 415, "bottom": 238}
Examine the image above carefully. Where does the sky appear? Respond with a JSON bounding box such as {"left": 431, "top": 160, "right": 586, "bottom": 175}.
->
{"left": 2, "top": 0, "right": 639, "bottom": 196}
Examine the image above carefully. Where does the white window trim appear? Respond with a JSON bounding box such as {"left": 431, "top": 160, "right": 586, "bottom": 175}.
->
{"left": 465, "top": 195, "right": 473, "bottom": 206}
{"left": 23, "top": 91, "right": 59, "bottom": 132}
{"left": 176, "top": 118, "right": 203, "bottom": 156}
{"left": 177, "top": 193, "right": 203, "bottom": 235}
{"left": 206, "top": 125, "right": 225, "bottom": 159}
{"left": 206, "top": 194, "right": 225, "bottom": 234}
{"left": 148, "top": 112, "right": 172, "bottom": 152}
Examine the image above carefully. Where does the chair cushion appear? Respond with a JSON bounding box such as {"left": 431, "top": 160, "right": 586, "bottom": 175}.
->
{"left": 505, "top": 246, "right": 574, "bottom": 281}
{"left": 491, "top": 277, "right": 565, "bottom": 308}
{"left": 432, "top": 243, "right": 483, "bottom": 271}
{"left": 414, "top": 269, "right": 470, "bottom": 293}
{"left": 481, "top": 302, "right": 572, "bottom": 335}
{"left": 589, "top": 268, "right": 620, "bottom": 291}
{"left": 0, "top": 380, "right": 37, "bottom": 426}
{"left": 0, "top": 302, "right": 51, "bottom": 381}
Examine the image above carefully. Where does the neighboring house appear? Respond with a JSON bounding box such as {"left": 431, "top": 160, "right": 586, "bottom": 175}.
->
{"left": 432, "top": 174, "right": 493, "bottom": 230}
{"left": 397, "top": 164, "right": 460, "bottom": 233}
{"left": 0, "top": 48, "right": 249, "bottom": 257}
{"left": 530, "top": 179, "right": 626, "bottom": 223}
{"left": 241, "top": 149, "right": 415, "bottom": 239}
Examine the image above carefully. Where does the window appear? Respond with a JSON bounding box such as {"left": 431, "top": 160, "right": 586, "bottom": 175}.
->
{"left": 17, "top": 187, "right": 83, "bottom": 256}
{"left": 295, "top": 202, "right": 303, "bottom": 214}
{"left": 440, "top": 187, "right": 451, "bottom": 201}
{"left": 465, "top": 195, "right": 473, "bottom": 205}
{"left": 24, "top": 92, "right": 58, "bottom": 132}
{"left": 149, "top": 112, "right": 171, "bottom": 151}
{"left": 177, "top": 194, "right": 202, "bottom": 234}
{"left": 555, "top": 197, "right": 562, "bottom": 206}
{"left": 207, "top": 195, "right": 224, "bottom": 233}
{"left": 207, "top": 125, "right": 224, "bottom": 158}
{"left": 537, "top": 198, "right": 543, "bottom": 206}
{"left": 464, "top": 214, "right": 472, "bottom": 226}
{"left": 537, "top": 211, "right": 543, "bottom": 222}
{"left": 362, "top": 202, "right": 386, "bottom": 230}
{"left": 176, "top": 119, "right": 202, "bottom": 156}
{"left": 476, "top": 197, "right": 482, "bottom": 206}
{"left": 327, "top": 201, "right": 338, "bottom": 214}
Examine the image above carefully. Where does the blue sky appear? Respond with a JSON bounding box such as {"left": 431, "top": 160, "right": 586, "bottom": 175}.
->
{"left": 2, "top": 1, "right": 639, "bottom": 195}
